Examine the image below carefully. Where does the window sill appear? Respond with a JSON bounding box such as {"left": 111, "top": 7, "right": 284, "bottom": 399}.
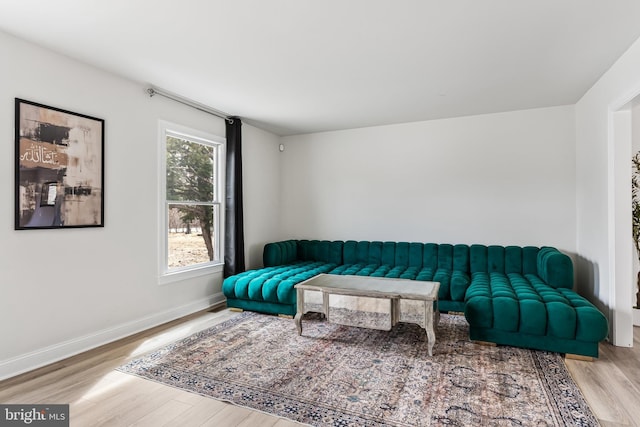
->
{"left": 159, "top": 263, "right": 224, "bottom": 285}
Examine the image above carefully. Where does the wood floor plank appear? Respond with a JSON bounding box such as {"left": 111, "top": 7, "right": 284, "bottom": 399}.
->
{"left": 198, "top": 403, "right": 254, "bottom": 426}
{"left": 71, "top": 396, "right": 155, "bottom": 426}
{"left": 272, "top": 417, "right": 308, "bottom": 427}
{"left": 235, "top": 410, "right": 281, "bottom": 427}
{"left": 599, "top": 420, "right": 633, "bottom": 427}
{"left": 565, "top": 328, "right": 640, "bottom": 427}
{"left": 166, "top": 398, "right": 230, "bottom": 426}
{"left": 566, "top": 358, "right": 631, "bottom": 425}
{"left": 172, "top": 390, "right": 212, "bottom": 406}
{"left": 600, "top": 339, "right": 640, "bottom": 387}
{"left": 69, "top": 398, "right": 98, "bottom": 423}
{"left": 0, "top": 307, "right": 638, "bottom": 427}
{"left": 129, "top": 399, "right": 193, "bottom": 427}
{"left": 71, "top": 379, "right": 176, "bottom": 426}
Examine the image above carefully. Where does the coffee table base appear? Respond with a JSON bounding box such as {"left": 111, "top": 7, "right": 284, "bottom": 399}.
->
{"left": 295, "top": 288, "right": 439, "bottom": 356}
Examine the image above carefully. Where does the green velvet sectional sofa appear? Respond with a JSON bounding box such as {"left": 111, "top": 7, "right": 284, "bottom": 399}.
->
{"left": 222, "top": 239, "right": 609, "bottom": 357}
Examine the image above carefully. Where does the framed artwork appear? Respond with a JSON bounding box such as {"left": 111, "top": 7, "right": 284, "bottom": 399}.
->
{"left": 15, "top": 98, "right": 104, "bottom": 229}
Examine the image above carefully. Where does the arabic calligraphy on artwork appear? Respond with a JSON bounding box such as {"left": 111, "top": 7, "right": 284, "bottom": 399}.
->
{"left": 19, "top": 139, "right": 68, "bottom": 170}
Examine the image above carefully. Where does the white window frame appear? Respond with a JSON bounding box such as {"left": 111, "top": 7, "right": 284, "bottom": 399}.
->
{"left": 158, "top": 120, "right": 225, "bottom": 284}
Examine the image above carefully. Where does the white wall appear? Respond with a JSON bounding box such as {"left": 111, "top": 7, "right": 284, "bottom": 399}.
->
{"left": 280, "top": 106, "right": 576, "bottom": 253}
{"left": 242, "top": 124, "right": 283, "bottom": 268}
{"left": 576, "top": 35, "right": 640, "bottom": 347}
{"left": 0, "top": 30, "right": 280, "bottom": 379}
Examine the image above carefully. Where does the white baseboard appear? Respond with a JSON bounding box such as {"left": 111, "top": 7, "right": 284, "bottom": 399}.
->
{"left": 0, "top": 293, "right": 226, "bottom": 381}
{"left": 634, "top": 307, "right": 640, "bottom": 327}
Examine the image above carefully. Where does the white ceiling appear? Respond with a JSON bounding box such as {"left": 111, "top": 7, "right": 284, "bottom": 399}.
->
{"left": 2, "top": 1, "right": 640, "bottom": 136}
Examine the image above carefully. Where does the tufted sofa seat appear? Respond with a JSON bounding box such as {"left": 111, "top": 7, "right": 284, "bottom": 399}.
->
{"left": 222, "top": 239, "right": 608, "bottom": 357}
{"left": 464, "top": 272, "right": 609, "bottom": 357}
{"left": 222, "top": 261, "right": 338, "bottom": 315}
{"left": 224, "top": 240, "right": 473, "bottom": 314}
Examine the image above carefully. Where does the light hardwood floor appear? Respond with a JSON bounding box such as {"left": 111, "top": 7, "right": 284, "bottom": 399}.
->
{"left": 1, "top": 306, "right": 639, "bottom": 427}
{"left": 565, "top": 327, "right": 640, "bottom": 427}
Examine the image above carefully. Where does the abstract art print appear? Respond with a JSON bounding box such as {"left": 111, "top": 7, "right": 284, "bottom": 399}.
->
{"left": 15, "top": 98, "right": 104, "bottom": 229}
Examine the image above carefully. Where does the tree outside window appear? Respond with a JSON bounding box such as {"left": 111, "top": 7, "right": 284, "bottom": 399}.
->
{"left": 162, "top": 127, "right": 223, "bottom": 272}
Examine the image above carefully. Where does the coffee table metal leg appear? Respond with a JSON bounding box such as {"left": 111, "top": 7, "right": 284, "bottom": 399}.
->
{"left": 391, "top": 298, "right": 399, "bottom": 327}
{"left": 322, "top": 291, "right": 329, "bottom": 322}
{"left": 425, "top": 299, "right": 436, "bottom": 356}
{"left": 295, "top": 288, "right": 304, "bottom": 335}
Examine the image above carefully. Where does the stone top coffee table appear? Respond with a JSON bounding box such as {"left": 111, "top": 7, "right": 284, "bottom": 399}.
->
{"left": 294, "top": 274, "right": 440, "bottom": 356}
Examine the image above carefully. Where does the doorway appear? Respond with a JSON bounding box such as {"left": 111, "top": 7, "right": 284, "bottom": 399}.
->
{"left": 610, "top": 98, "right": 640, "bottom": 347}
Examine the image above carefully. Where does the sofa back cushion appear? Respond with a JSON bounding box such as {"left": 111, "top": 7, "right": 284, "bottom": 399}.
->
{"left": 264, "top": 240, "right": 345, "bottom": 266}
{"left": 297, "top": 240, "right": 344, "bottom": 264}
{"left": 537, "top": 247, "right": 573, "bottom": 289}
{"left": 344, "top": 241, "right": 428, "bottom": 266}
{"left": 344, "top": 240, "right": 374, "bottom": 264}
{"left": 263, "top": 240, "right": 572, "bottom": 289}
{"left": 469, "top": 245, "right": 540, "bottom": 275}
{"left": 263, "top": 240, "right": 299, "bottom": 266}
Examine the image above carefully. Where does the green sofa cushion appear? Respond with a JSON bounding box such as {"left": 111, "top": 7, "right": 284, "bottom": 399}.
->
{"left": 223, "top": 261, "right": 336, "bottom": 305}
{"left": 263, "top": 240, "right": 298, "bottom": 266}
{"left": 537, "top": 246, "right": 573, "bottom": 288}
{"left": 464, "top": 271, "right": 608, "bottom": 344}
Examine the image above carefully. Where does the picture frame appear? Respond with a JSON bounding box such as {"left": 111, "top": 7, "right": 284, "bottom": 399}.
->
{"left": 15, "top": 98, "right": 104, "bottom": 229}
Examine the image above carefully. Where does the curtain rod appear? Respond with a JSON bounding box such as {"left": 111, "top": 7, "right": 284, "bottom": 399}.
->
{"left": 147, "top": 87, "right": 235, "bottom": 123}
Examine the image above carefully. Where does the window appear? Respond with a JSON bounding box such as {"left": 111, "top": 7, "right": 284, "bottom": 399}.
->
{"left": 159, "top": 121, "right": 225, "bottom": 282}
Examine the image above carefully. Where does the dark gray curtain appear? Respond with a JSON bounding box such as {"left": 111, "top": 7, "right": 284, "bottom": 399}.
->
{"left": 224, "top": 117, "right": 245, "bottom": 277}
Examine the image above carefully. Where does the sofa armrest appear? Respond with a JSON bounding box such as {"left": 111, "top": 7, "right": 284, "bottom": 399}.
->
{"left": 263, "top": 240, "right": 299, "bottom": 266}
{"left": 536, "top": 247, "right": 573, "bottom": 289}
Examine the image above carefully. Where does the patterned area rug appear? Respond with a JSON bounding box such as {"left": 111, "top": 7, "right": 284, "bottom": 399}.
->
{"left": 118, "top": 311, "right": 598, "bottom": 426}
